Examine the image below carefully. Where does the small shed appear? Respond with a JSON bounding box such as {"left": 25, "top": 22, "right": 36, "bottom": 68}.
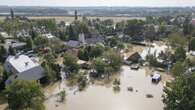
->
{"left": 127, "top": 52, "right": 142, "bottom": 63}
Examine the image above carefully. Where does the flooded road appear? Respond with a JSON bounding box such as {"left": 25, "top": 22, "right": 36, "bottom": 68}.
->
{"left": 45, "top": 66, "right": 165, "bottom": 110}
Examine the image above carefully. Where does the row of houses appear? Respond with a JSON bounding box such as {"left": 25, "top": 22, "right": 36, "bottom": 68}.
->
{"left": 65, "top": 33, "right": 104, "bottom": 48}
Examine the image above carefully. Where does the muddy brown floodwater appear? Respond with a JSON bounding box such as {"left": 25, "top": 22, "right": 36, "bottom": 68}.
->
{"left": 44, "top": 66, "right": 167, "bottom": 110}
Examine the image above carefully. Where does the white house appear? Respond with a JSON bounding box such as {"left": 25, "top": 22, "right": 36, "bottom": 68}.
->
{"left": 0, "top": 32, "right": 13, "bottom": 38}
{"left": 4, "top": 54, "right": 45, "bottom": 85}
{"left": 42, "top": 33, "right": 55, "bottom": 39}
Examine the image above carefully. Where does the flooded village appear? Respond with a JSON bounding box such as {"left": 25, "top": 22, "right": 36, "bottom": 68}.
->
{"left": 44, "top": 42, "right": 173, "bottom": 110}
{"left": 0, "top": 5, "right": 195, "bottom": 110}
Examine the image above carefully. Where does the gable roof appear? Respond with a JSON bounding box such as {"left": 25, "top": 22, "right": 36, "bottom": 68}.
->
{"left": 65, "top": 40, "right": 80, "bottom": 47}
{"left": 127, "top": 52, "right": 141, "bottom": 62}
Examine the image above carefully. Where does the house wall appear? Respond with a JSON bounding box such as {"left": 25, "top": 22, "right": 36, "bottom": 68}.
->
{"left": 5, "top": 66, "right": 45, "bottom": 85}
{"left": 17, "top": 66, "right": 45, "bottom": 80}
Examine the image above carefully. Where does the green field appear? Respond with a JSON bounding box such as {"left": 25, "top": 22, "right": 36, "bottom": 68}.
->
{"left": 0, "top": 16, "right": 5, "bottom": 21}
{"left": 30, "top": 16, "right": 145, "bottom": 23}
{"left": 0, "top": 16, "right": 145, "bottom": 23}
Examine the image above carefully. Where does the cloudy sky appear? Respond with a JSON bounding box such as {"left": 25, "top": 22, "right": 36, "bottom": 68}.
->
{"left": 0, "top": 0, "right": 195, "bottom": 7}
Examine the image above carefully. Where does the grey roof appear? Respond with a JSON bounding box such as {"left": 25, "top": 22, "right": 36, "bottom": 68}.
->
{"left": 11, "top": 42, "right": 26, "bottom": 49}
{"left": 20, "top": 66, "right": 45, "bottom": 80}
{"left": 65, "top": 40, "right": 80, "bottom": 47}
{"left": 85, "top": 37, "right": 104, "bottom": 45}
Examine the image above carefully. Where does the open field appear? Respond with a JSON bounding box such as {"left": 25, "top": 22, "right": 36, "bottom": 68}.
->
{"left": 0, "top": 17, "right": 5, "bottom": 21}
{"left": 0, "top": 16, "right": 146, "bottom": 23}
{"left": 29, "top": 16, "right": 146, "bottom": 23}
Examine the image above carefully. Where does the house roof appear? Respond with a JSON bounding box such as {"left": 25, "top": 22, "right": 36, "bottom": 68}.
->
{"left": 65, "top": 40, "right": 80, "bottom": 47}
{"left": 11, "top": 42, "right": 26, "bottom": 48}
{"left": 42, "top": 33, "right": 55, "bottom": 39}
{"left": 0, "top": 32, "right": 12, "bottom": 38}
{"left": 5, "top": 55, "right": 40, "bottom": 73}
{"left": 127, "top": 52, "right": 141, "bottom": 62}
{"left": 85, "top": 37, "right": 104, "bottom": 44}
{"left": 192, "top": 19, "right": 195, "bottom": 25}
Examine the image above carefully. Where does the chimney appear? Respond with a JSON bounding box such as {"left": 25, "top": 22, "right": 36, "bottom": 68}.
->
{"left": 25, "top": 62, "right": 29, "bottom": 66}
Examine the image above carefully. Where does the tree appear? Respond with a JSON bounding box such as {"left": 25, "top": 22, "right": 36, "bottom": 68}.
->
{"left": 41, "top": 53, "right": 61, "bottom": 82}
{"left": 5, "top": 80, "right": 45, "bottom": 110}
{"left": 171, "top": 61, "right": 185, "bottom": 76}
{"left": 78, "top": 44, "right": 104, "bottom": 61}
{"left": 189, "top": 38, "right": 195, "bottom": 51}
{"left": 146, "top": 54, "right": 161, "bottom": 67}
{"left": 75, "top": 10, "right": 78, "bottom": 21}
{"left": 30, "top": 30, "right": 38, "bottom": 40}
{"left": 8, "top": 46, "right": 16, "bottom": 55}
{"left": 163, "top": 74, "right": 195, "bottom": 110}
{"left": 0, "top": 46, "right": 6, "bottom": 62}
{"left": 34, "top": 19, "right": 57, "bottom": 32}
{"left": 102, "top": 19, "right": 114, "bottom": 26}
{"left": 33, "top": 36, "right": 48, "bottom": 47}
{"left": 124, "top": 19, "right": 145, "bottom": 38}
{"left": 183, "top": 17, "right": 193, "bottom": 35}
{"left": 174, "top": 47, "right": 186, "bottom": 61}
{"left": 68, "top": 25, "right": 78, "bottom": 40}
{"left": 63, "top": 53, "right": 79, "bottom": 73}
{"left": 92, "top": 57, "right": 108, "bottom": 74}
{"left": 41, "top": 61, "right": 56, "bottom": 83}
{"left": 106, "top": 37, "right": 119, "bottom": 47}
{"left": 0, "top": 34, "right": 5, "bottom": 43}
{"left": 91, "top": 44, "right": 104, "bottom": 58}
{"left": 58, "top": 90, "right": 66, "bottom": 102}
{"left": 168, "top": 33, "right": 187, "bottom": 47}
{"left": 144, "top": 25, "right": 156, "bottom": 41}
{"left": 104, "top": 50, "right": 122, "bottom": 71}
{"left": 0, "top": 64, "right": 7, "bottom": 90}
{"left": 115, "top": 20, "right": 126, "bottom": 32}
{"left": 26, "top": 38, "right": 33, "bottom": 49}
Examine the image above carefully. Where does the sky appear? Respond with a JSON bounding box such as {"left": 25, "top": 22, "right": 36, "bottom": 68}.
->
{"left": 0, "top": 0, "right": 195, "bottom": 7}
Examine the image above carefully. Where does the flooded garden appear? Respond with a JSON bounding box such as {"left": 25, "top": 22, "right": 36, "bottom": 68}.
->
{"left": 0, "top": 42, "right": 173, "bottom": 110}
{"left": 44, "top": 65, "right": 170, "bottom": 110}
{"left": 43, "top": 42, "right": 174, "bottom": 110}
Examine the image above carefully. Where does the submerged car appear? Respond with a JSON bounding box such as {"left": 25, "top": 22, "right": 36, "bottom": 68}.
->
{"left": 151, "top": 73, "right": 161, "bottom": 83}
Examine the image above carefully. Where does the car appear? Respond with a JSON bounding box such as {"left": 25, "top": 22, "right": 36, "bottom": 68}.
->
{"left": 130, "top": 64, "right": 140, "bottom": 70}
{"left": 151, "top": 73, "right": 161, "bottom": 83}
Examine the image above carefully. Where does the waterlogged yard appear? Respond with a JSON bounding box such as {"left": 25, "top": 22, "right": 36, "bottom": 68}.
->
{"left": 44, "top": 65, "right": 171, "bottom": 110}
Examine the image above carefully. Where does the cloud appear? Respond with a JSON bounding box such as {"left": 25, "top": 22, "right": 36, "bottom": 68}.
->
{"left": 0, "top": 0, "right": 195, "bottom": 6}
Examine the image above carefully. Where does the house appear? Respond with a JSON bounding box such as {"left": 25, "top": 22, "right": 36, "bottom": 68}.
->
{"left": 64, "top": 40, "right": 81, "bottom": 48}
{"left": 16, "top": 30, "right": 30, "bottom": 38}
{"left": 42, "top": 33, "right": 55, "bottom": 39}
{"left": 79, "top": 33, "right": 104, "bottom": 45}
{"left": 0, "top": 32, "right": 13, "bottom": 39}
{"left": 191, "top": 19, "right": 195, "bottom": 26}
{"left": 4, "top": 54, "right": 45, "bottom": 85}
{"left": 10, "top": 42, "right": 26, "bottom": 50}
